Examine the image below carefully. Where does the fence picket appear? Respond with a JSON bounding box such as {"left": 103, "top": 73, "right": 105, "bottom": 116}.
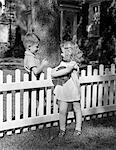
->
{"left": 46, "top": 68, "right": 52, "bottom": 115}
{"left": 103, "top": 68, "right": 109, "bottom": 106}
{"left": 98, "top": 64, "right": 104, "bottom": 107}
{"left": 31, "top": 90, "right": 36, "bottom": 117}
{"left": 0, "top": 70, "right": 4, "bottom": 137}
{"left": 6, "top": 74, "right": 12, "bottom": 135}
{"left": 31, "top": 72, "right": 37, "bottom": 130}
{"left": 92, "top": 69, "right": 98, "bottom": 108}
{"left": 80, "top": 70, "right": 86, "bottom": 110}
{"left": 0, "top": 64, "right": 116, "bottom": 135}
{"left": 0, "top": 70, "right": 3, "bottom": 122}
{"left": 109, "top": 64, "right": 115, "bottom": 105}
{"left": 15, "top": 69, "right": 21, "bottom": 121}
{"left": 86, "top": 65, "right": 92, "bottom": 108}
{"left": 111, "top": 64, "right": 116, "bottom": 106}
{"left": 109, "top": 80, "right": 114, "bottom": 106}
{"left": 46, "top": 68, "right": 52, "bottom": 127}
{"left": 23, "top": 73, "right": 29, "bottom": 119}
{"left": 15, "top": 69, "right": 22, "bottom": 134}
{"left": 23, "top": 73, "right": 30, "bottom": 132}
{"left": 111, "top": 64, "right": 115, "bottom": 74}
{"left": 6, "top": 75, "right": 12, "bottom": 121}
{"left": 38, "top": 73, "right": 44, "bottom": 116}
{"left": 30, "top": 71, "right": 37, "bottom": 117}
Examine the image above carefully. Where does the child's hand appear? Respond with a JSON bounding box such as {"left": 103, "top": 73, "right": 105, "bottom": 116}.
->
{"left": 41, "top": 59, "right": 48, "bottom": 67}
{"left": 68, "top": 61, "right": 79, "bottom": 71}
{"left": 68, "top": 61, "right": 76, "bottom": 68}
{"left": 73, "top": 63, "right": 79, "bottom": 69}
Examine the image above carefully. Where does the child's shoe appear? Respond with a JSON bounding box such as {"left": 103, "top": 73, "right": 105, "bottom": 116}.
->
{"left": 47, "top": 130, "right": 65, "bottom": 143}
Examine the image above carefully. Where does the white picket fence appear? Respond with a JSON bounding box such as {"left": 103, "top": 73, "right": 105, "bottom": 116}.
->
{"left": 0, "top": 64, "right": 116, "bottom": 137}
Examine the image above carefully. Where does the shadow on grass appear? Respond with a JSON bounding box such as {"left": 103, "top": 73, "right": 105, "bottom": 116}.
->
{"left": 0, "top": 115, "right": 116, "bottom": 150}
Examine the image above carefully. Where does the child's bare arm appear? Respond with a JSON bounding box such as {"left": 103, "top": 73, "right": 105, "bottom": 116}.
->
{"left": 32, "top": 59, "right": 48, "bottom": 76}
{"left": 51, "top": 66, "right": 73, "bottom": 78}
{"left": 51, "top": 61, "right": 76, "bottom": 78}
{"left": 32, "top": 66, "right": 43, "bottom": 76}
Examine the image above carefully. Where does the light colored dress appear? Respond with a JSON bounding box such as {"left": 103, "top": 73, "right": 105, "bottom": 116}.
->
{"left": 24, "top": 50, "right": 40, "bottom": 73}
{"left": 53, "top": 61, "right": 81, "bottom": 102}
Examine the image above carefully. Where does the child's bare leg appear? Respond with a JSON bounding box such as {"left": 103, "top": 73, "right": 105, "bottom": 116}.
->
{"left": 73, "top": 101, "right": 82, "bottom": 132}
{"left": 59, "top": 101, "right": 68, "bottom": 131}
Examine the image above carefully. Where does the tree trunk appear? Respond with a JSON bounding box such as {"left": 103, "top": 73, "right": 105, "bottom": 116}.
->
{"left": 32, "top": 0, "right": 61, "bottom": 67}
{"left": 16, "top": 0, "right": 61, "bottom": 67}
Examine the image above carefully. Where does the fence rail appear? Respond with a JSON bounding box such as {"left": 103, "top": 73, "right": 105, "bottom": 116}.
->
{"left": 0, "top": 64, "right": 116, "bottom": 137}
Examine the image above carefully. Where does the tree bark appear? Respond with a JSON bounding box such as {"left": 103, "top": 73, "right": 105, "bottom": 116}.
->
{"left": 16, "top": 0, "right": 61, "bottom": 67}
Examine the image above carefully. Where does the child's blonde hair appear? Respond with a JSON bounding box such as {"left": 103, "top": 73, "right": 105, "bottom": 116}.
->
{"left": 60, "top": 41, "right": 83, "bottom": 63}
{"left": 23, "top": 32, "right": 40, "bottom": 49}
{"left": 60, "top": 41, "right": 73, "bottom": 57}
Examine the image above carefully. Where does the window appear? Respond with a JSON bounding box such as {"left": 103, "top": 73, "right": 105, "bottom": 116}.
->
{"left": 87, "top": 3, "right": 100, "bottom": 37}
{"left": 60, "top": 3, "right": 81, "bottom": 42}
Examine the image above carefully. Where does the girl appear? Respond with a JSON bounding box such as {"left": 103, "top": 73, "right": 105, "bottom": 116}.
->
{"left": 51, "top": 41, "right": 82, "bottom": 138}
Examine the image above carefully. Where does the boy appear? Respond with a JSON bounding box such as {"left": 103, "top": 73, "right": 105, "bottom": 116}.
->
{"left": 23, "top": 32, "right": 48, "bottom": 116}
{"left": 23, "top": 32, "right": 48, "bottom": 76}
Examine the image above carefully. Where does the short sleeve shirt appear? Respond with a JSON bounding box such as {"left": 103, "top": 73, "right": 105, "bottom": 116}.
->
{"left": 24, "top": 50, "right": 40, "bottom": 73}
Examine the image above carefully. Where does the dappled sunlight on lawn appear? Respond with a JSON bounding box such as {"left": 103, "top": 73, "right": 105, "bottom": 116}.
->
{"left": 0, "top": 116, "right": 116, "bottom": 150}
{"left": 85, "top": 126, "right": 114, "bottom": 138}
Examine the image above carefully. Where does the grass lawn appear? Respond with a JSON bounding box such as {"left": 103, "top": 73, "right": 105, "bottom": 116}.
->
{"left": 0, "top": 115, "right": 116, "bottom": 150}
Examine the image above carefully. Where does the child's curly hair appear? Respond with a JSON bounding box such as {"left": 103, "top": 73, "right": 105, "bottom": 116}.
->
{"left": 60, "top": 41, "right": 83, "bottom": 63}
{"left": 23, "top": 32, "right": 40, "bottom": 49}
